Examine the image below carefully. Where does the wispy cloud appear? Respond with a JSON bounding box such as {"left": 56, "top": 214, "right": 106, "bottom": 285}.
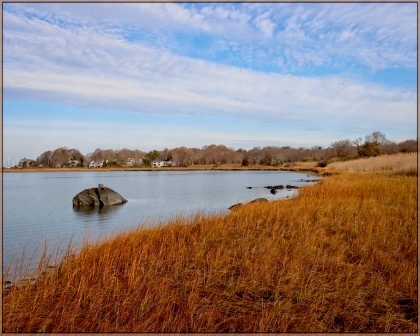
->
{"left": 5, "top": 2, "right": 416, "bottom": 72}
{"left": 2, "top": 3, "right": 417, "bottom": 159}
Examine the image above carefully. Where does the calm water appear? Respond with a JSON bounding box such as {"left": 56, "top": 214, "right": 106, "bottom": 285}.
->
{"left": 3, "top": 170, "right": 319, "bottom": 272}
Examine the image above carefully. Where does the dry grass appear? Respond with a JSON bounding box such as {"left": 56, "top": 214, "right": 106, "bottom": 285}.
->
{"left": 3, "top": 172, "right": 417, "bottom": 332}
{"left": 328, "top": 152, "right": 418, "bottom": 175}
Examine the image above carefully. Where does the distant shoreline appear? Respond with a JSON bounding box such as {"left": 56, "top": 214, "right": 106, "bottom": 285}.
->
{"left": 2, "top": 164, "right": 324, "bottom": 175}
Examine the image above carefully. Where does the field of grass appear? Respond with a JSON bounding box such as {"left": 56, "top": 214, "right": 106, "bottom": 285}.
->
{"left": 328, "top": 152, "right": 418, "bottom": 176}
{"left": 2, "top": 155, "right": 418, "bottom": 332}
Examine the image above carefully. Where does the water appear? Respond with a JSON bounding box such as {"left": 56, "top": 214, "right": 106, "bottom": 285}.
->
{"left": 3, "top": 170, "right": 319, "bottom": 272}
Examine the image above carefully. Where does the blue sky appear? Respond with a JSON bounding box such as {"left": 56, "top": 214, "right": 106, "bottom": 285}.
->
{"left": 2, "top": 2, "right": 417, "bottom": 162}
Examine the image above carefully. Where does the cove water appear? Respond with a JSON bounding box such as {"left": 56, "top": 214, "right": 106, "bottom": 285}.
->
{"left": 3, "top": 170, "right": 320, "bottom": 273}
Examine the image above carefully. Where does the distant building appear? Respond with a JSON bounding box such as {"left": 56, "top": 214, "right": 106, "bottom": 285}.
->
{"left": 18, "top": 158, "right": 36, "bottom": 168}
{"left": 66, "top": 159, "right": 80, "bottom": 168}
{"left": 151, "top": 160, "right": 176, "bottom": 168}
{"left": 89, "top": 160, "right": 97, "bottom": 168}
{"left": 126, "top": 158, "right": 143, "bottom": 167}
{"left": 88, "top": 160, "right": 104, "bottom": 168}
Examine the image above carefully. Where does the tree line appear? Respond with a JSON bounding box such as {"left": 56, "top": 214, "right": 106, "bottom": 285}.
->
{"left": 24, "top": 131, "right": 418, "bottom": 168}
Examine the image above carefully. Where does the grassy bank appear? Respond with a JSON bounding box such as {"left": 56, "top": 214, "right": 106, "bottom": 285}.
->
{"left": 328, "top": 152, "right": 417, "bottom": 176}
{"left": 3, "top": 157, "right": 418, "bottom": 332}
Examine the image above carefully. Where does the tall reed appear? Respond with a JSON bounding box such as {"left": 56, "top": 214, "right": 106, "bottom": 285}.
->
{"left": 328, "top": 152, "right": 418, "bottom": 175}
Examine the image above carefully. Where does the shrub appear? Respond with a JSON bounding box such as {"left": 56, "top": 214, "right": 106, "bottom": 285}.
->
{"left": 316, "top": 160, "right": 328, "bottom": 167}
{"left": 358, "top": 141, "right": 381, "bottom": 157}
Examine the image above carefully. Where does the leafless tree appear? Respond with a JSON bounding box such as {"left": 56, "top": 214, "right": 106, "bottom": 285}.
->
{"left": 32, "top": 131, "right": 414, "bottom": 169}
{"left": 330, "top": 140, "right": 357, "bottom": 158}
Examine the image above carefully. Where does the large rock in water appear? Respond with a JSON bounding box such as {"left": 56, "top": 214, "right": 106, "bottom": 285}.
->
{"left": 72, "top": 184, "right": 128, "bottom": 207}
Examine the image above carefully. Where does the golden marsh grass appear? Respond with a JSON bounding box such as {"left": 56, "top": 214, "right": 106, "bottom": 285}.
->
{"left": 328, "top": 152, "right": 418, "bottom": 175}
{"left": 2, "top": 171, "right": 417, "bottom": 332}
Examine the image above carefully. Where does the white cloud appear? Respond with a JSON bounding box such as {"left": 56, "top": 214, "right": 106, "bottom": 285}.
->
{"left": 4, "top": 39, "right": 416, "bottom": 124}
{"left": 338, "top": 30, "right": 355, "bottom": 41}
{"left": 5, "top": 2, "right": 416, "bottom": 74}
{"left": 4, "top": 6, "right": 416, "bottom": 111}
{"left": 2, "top": 3, "right": 417, "bottom": 160}
{"left": 254, "top": 16, "right": 275, "bottom": 38}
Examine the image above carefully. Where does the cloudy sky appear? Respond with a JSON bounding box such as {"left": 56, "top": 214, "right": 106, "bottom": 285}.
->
{"left": 2, "top": 2, "right": 417, "bottom": 162}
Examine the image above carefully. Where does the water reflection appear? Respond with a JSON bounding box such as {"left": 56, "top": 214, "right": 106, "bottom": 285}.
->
{"left": 72, "top": 204, "right": 125, "bottom": 225}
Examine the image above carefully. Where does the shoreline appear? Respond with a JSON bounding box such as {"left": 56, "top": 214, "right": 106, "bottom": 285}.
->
{"left": 2, "top": 164, "right": 325, "bottom": 175}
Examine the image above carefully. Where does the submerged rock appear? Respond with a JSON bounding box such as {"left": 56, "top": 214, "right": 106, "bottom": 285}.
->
{"left": 72, "top": 184, "right": 128, "bottom": 207}
{"left": 265, "top": 185, "right": 284, "bottom": 189}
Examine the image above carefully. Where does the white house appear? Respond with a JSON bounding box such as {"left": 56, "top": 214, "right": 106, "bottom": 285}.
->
{"left": 88, "top": 160, "right": 104, "bottom": 168}
{"left": 151, "top": 160, "right": 176, "bottom": 167}
{"left": 67, "top": 159, "right": 80, "bottom": 167}
{"left": 126, "top": 158, "right": 142, "bottom": 167}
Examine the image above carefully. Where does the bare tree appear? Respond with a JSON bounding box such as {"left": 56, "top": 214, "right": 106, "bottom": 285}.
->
{"left": 32, "top": 131, "right": 415, "bottom": 169}
{"left": 366, "top": 131, "right": 389, "bottom": 146}
{"left": 330, "top": 140, "right": 356, "bottom": 158}
{"left": 247, "top": 147, "right": 264, "bottom": 165}
{"left": 37, "top": 150, "right": 56, "bottom": 167}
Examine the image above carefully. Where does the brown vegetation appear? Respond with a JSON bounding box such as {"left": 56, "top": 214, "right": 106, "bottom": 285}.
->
{"left": 9, "top": 131, "right": 417, "bottom": 169}
{"left": 328, "top": 152, "right": 418, "bottom": 176}
{"left": 3, "top": 164, "right": 417, "bottom": 332}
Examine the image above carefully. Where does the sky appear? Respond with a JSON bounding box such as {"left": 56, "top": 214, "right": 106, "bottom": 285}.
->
{"left": 2, "top": 2, "right": 418, "bottom": 162}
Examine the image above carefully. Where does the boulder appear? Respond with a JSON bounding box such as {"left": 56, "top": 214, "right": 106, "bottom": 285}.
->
{"left": 286, "top": 185, "right": 299, "bottom": 189}
{"left": 270, "top": 188, "right": 277, "bottom": 195}
{"left": 72, "top": 184, "right": 128, "bottom": 207}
